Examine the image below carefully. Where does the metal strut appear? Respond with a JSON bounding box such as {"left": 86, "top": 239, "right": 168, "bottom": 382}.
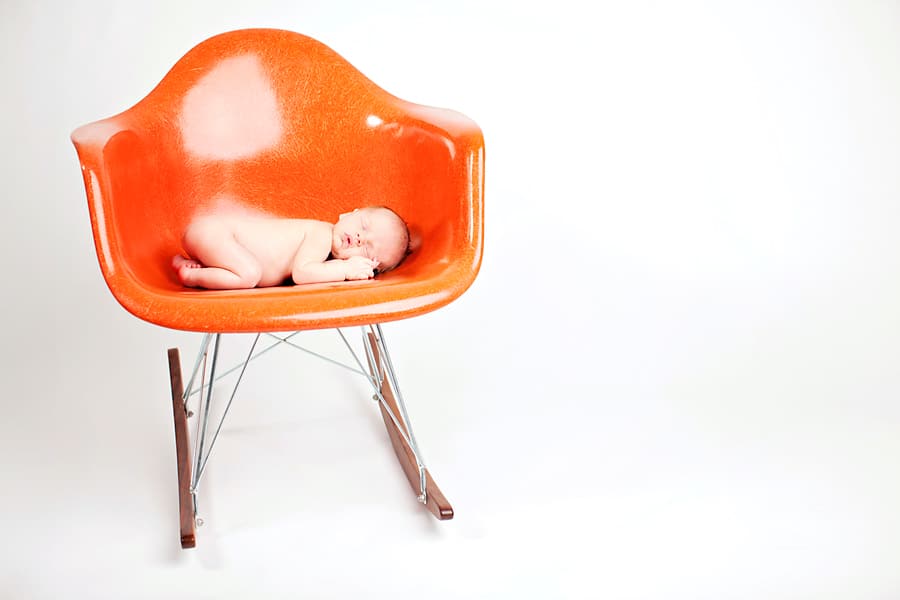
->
{"left": 338, "top": 326, "right": 429, "bottom": 503}
{"left": 177, "top": 324, "right": 437, "bottom": 529}
{"left": 367, "top": 325, "right": 428, "bottom": 503}
{"left": 185, "top": 333, "right": 260, "bottom": 525}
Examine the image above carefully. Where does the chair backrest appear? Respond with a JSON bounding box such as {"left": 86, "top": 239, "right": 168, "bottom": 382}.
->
{"left": 74, "top": 29, "right": 483, "bottom": 294}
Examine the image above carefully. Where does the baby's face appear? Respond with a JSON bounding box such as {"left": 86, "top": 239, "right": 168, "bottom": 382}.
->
{"left": 331, "top": 207, "right": 407, "bottom": 271}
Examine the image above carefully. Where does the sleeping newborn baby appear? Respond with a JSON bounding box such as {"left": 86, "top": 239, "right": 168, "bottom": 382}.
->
{"left": 172, "top": 206, "right": 410, "bottom": 289}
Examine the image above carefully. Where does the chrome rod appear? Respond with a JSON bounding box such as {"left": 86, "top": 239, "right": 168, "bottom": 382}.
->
{"left": 354, "top": 328, "right": 419, "bottom": 456}
{"left": 192, "top": 334, "right": 221, "bottom": 490}
{"left": 266, "top": 333, "right": 367, "bottom": 377}
{"left": 187, "top": 332, "right": 302, "bottom": 398}
{"left": 365, "top": 325, "right": 428, "bottom": 502}
{"left": 190, "top": 342, "right": 209, "bottom": 484}
{"left": 194, "top": 334, "right": 260, "bottom": 488}
{"left": 337, "top": 328, "right": 368, "bottom": 376}
{"left": 182, "top": 333, "right": 212, "bottom": 405}
{"left": 359, "top": 327, "right": 385, "bottom": 387}
{"left": 374, "top": 324, "right": 425, "bottom": 466}
{"left": 371, "top": 385, "right": 418, "bottom": 460}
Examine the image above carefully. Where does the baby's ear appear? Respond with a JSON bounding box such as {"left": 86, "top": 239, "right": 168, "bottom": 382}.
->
{"left": 407, "top": 225, "right": 422, "bottom": 254}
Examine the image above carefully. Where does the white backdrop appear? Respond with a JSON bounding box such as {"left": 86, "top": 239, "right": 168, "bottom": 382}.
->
{"left": 2, "top": 1, "right": 900, "bottom": 598}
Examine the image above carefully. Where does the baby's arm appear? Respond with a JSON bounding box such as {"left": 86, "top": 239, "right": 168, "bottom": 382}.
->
{"left": 293, "top": 257, "right": 377, "bottom": 284}
{"left": 291, "top": 227, "right": 377, "bottom": 284}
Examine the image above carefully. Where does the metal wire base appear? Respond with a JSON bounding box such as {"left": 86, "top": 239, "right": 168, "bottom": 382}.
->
{"left": 175, "top": 325, "right": 432, "bottom": 529}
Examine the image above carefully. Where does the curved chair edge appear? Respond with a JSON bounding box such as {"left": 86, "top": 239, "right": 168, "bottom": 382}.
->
{"left": 103, "top": 260, "right": 482, "bottom": 333}
{"left": 71, "top": 29, "right": 485, "bottom": 334}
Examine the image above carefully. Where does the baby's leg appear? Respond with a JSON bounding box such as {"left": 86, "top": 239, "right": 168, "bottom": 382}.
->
{"left": 175, "top": 219, "right": 262, "bottom": 289}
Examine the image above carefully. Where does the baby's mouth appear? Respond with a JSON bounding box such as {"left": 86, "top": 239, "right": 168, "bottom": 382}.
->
{"left": 343, "top": 233, "right": 351, "bottom": 248}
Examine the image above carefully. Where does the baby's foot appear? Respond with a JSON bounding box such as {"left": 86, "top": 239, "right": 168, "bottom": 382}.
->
{"left": 172, "top": 255, "right": 203, "bottom": 286}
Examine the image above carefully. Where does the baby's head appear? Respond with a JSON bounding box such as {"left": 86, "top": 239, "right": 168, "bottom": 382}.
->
{"left": 331, "top": 206, "right": 411, "bottom": 273}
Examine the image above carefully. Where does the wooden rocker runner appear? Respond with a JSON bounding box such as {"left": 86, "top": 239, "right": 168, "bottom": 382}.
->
{"left": 71, "top": 29, "right": 484, "bottom": 548}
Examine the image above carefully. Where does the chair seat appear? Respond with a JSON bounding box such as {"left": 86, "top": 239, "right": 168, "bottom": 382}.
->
{"left": 72, "top": 29, "right": 484, "bottom": 333}
{"left": 101, "top": 255, "right": 475, "bottom": 332}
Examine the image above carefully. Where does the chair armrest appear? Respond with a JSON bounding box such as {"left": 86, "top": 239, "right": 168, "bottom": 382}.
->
{"left": 71, "top": 118, "right": 162, "bottom": 292}
{"left": 71, "top": 118, "right": 128, "bottom": 279}
{"left": 401, "top": 103, "right": 485, "bottom": 180}
{"left": 398, "top": 102, "right": 485, "bottom": 274}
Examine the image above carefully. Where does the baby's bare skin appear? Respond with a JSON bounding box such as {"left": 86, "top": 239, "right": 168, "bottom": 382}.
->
{"left": 172, "top": 206, "right": 408, "bottom": 290}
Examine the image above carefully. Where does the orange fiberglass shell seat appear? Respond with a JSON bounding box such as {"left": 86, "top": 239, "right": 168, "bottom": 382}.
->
{"left": 72, "top": 29, "right": 483, "bottom": 333}
{"left": 71, "top": 29, "right": 484, "bottom": 548}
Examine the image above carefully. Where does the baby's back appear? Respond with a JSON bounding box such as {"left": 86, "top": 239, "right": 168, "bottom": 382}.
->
{"left": 193, "top": 213, "right": 323, "bottom": 286}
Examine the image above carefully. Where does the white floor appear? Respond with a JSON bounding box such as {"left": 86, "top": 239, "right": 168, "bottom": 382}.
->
{"left": 3, "top": 1, "right": 900, "bottom": 598}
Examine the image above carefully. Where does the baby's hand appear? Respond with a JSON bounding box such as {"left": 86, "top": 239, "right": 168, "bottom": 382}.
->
{"left": 344, "top": 256, "right": 379, "bottom": 280}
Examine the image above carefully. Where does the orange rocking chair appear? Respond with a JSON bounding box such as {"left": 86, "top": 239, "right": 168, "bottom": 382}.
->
{"left": 71, "top": 29, "right": 484, "bottom": 548}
